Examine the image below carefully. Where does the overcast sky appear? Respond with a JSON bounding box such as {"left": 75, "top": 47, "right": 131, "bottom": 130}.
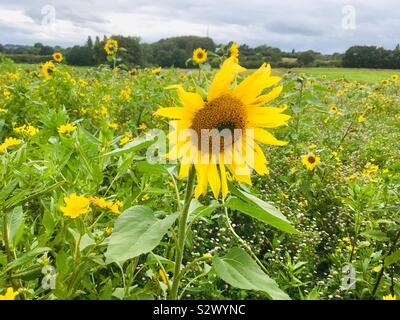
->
{"left": 0, "top": 0, "right": 399, "bottom": 53}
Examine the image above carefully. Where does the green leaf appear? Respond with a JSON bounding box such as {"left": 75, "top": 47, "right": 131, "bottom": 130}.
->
{"left": 0, "top": 180, "right": 18, "bottom": 203}
{"left": 7, "top": 206, "right": 24, "bottom": 247}
{"left": 225, "top": 196, "right": 298, "bottom": 234}
{"left": 361, "top": 230, "right": 389, "bottom": 241}
{"left": 305, "top": 287, "right": 321, "bottom": 300}
{"left": 105, "top": 206, "right": 178, "bottom": 264}
{"left": 228, "top": 185, "right": 298, "bottom": 234}
{"left": 213, "top": 247, "right": 290, "bottom": 300}
{"left": 78, "top": 127, "right": 101, "bottom": 159}
{"left": 385, "top": 250, "right": 400, "bottom": 267}
{"left": 3, "top": 247, "right": 51, "bottom": 274}
{"left": 188, "top": 199, "right": 220, "bottom": 223}
{"left": 137, "top": 161, "right": 168, "bottom": 175}
{"left": 103, "top": 134, "right": 156, "bottom": 157}
{"left": 42, "top": 210, "right": 55, "bottom": 237}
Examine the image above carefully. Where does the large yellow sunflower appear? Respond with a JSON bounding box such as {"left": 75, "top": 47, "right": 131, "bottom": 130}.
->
{"left": 193, "top": 48, "right": 207, "bottom": 64}
{"left": 155, "top": 57, "right": 290, "bottom": 199}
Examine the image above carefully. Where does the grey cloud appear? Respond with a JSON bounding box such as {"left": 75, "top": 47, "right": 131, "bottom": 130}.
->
{"left": 0, "top": 0, "right": 399, "bottom": 53}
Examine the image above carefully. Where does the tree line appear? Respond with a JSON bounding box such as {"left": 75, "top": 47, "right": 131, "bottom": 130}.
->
{"left": 1, "top": 35, "right": 399, "bottom": 69}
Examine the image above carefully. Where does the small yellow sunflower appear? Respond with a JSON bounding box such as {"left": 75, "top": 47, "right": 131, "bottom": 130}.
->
{"left": 104, "top": 39, "right": 119, "bottom": 55}
{"left": 130, "top": 68, "right": 139, "bottom": 76}
{"left": 391, "top": 74, "right": 398, "bottom": 82}
{"left": 357, "top": 115, "right": 365, "bottom": 123}
{"left": 381, "top": 79, "right": 389, "bottom": 86}
{"left": 383, "top": 294, "right": 396, "bottom": 300}
{"left": 301, "top": 153, "right": 320, "bottom": 171}
{"left": 330, "top": 105, "right": 338, "bottom": 114}
{"left": 151, "top": 67, "right": 162, "bottom": 75}
{"left": 52, "top": 52, "right": 63, "bottom": 62}
{"left": 0, "top": 288, "right": 18, "bottom": 300}
{"left": 60, "top": 193, "right": 90, "bottom": 219}
{"left": 41, "top": 61, "right": 56, "bottom": 80}
{"left": 155, "top": 57, "right": 290, "bottom": 199}
{"left": 193, "top": 48, "right": 207, "bottom": 64}
{"left": 58, "top": 123, "right": 77, "bottom": 134}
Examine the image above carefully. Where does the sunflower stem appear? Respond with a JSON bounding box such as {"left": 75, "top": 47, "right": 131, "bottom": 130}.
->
{"left": 2, "top": 211, "right": 11, "bottom": 264}
{"left": 372, "top": 229, "right": 400, "bottom": 297}
{"left": 169, "top": 165, "right": 196, "bottom": 300}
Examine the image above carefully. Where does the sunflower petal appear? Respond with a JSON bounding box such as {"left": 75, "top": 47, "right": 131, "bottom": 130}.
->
{"left": 238, "top": 138, "right": 269, "bottom": 176}
{"left": 254, "top": 128, "right": 288, "bottom": 146}
{"left": 246, "top": 105, "right": 288, "bottom": 116}
{"left": 227, "top": 148, "right": 252, "bottom": 185}
{"left": 233, "top": 64, "right": 279, "bottom": 104}
{"left": 178, "top": 162, "right": 190, "bottom": 179}
{"left": 208, "top": 162, "right": 221, "bottom": 199}
{"left": 248, "top": 114, "right": 291, "bottom": 128}
{"left": 169, "top": 85, "right": 204, "bottom": 112}
{"left": 253, "top": 142, "right": 267, "bottom": 164}
{"left": 155, "top": 107, "right": 191, "bottom": 119}
{"left": 208, "top": 57, "right": 246, "bottom": 101}
{"left": 253, "top": 86, "right": 283, "bottom": 105}
{"left": 251, "top": 147, "right": 269, "bottom": 175}
{"left": 194, "top": 164, "right": 209, "bottom": 199}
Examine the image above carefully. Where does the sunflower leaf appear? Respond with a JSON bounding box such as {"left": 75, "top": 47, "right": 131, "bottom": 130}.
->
{"left": 103, "top": 134, "right": 156, "bottom": 157}
{"left": 105, "top": 206, "right": 178, "bottom": 264}
{"left": 226, "top": 184, "right": 299, "bottom": 234}
{"left": 213, "top": 247, "right": 291, "bottom": 300}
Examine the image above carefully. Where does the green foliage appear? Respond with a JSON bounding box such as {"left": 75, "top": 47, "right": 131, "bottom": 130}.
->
{"left": 150, "top": 36, "right": 216, "bottom": 68}
{"left": 5, "top": 54, "right": 52, "bottom": 64}
{"left": 0, "top": 35, "right": 344, "bottom": 69}
{"left": 0, "top": 55, "right": 399, "bottom": 301}
{"left": 297, "top": 51, "right": 317, "bottom": 67}
{"left": 226, "top": 185, "right": 298, "bottom": 234}
{"left": 343, "top": 45, "right": 400, "bottom": 69}
{"left": 105, "top": 206, "right": 178, "bottom": 264}
{"left": 66, "top": 46, "right": 95, "bottom": 66}
{"left": 213, "top": 247, "right": 290, "bottom": 300}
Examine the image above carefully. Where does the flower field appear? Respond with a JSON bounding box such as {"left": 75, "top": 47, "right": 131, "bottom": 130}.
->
{"left": 0, "top": 45, "right": 399, "bottom": 301}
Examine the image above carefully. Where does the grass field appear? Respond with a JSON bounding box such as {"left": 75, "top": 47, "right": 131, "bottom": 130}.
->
{"left": 1, "top": 55, "right": 399, "bottom": 301}
{"left": 18, "top": 63, "right": 400, "bottom": 84}
{"left": 228, "top": 67, "right": 399, "bottom": 83}
{"left": 290, "top": 67, "right": 400, "bottom": 83}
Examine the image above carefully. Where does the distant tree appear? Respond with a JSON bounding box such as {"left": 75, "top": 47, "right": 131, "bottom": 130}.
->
{"left": 343, "top": 46, "right": 394, "bottom": 68}
{"left": 0, "top": 44, "right": 4, "bottom": 53}
{"left": 93, "top": 36, "right": 103, "bottom": 64}
{"left": 109, "top": 35, "right": 143, "bottom": 66}
{"left": 39, "top": 45, "right": 54, "bottom": 55}
{"left": 141, "top": 43, "right": 154, "bottom": 66}
{"left": 150, "top": 36, "right": 216, "bottom": 67}
{"left": 87, "top": 36, "right": 94, "bottom": 49}
{"left": 66, "top": 45, "right": 95, "bottom": 66}
{"left": 298, "top": 51, "right": 316, "bottom": 66}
